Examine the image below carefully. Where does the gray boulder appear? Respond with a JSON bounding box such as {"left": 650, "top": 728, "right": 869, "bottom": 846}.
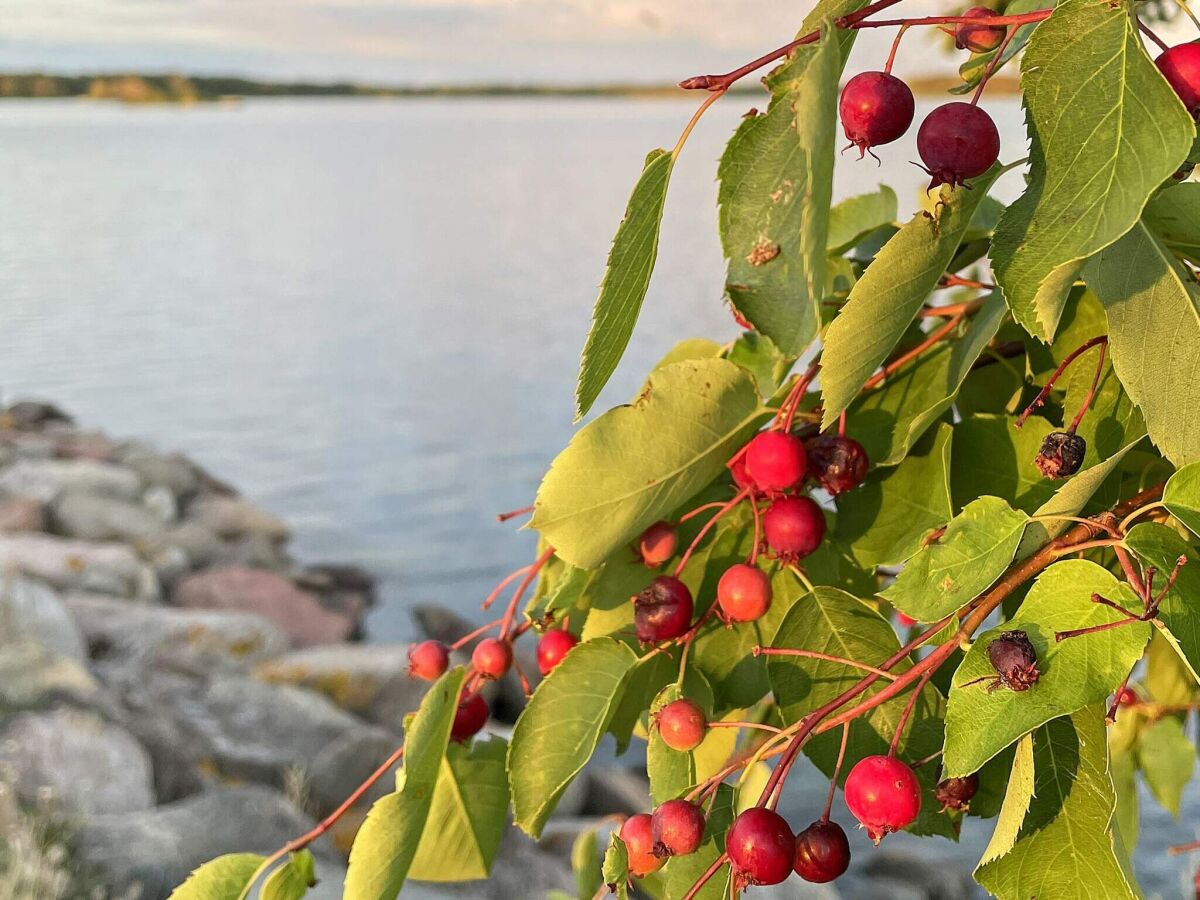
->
{"left": 0, "top": 639, "right": 99, "bottom": 713}
{"left": 306, "top": 725, "right": 403, "bottom": 819}
{"left": 187, "top": 494, "right": 289, "bottom": 542}
{"left": 50, "top": 428, "right": 120, "bottom": 462}
{"left": 0, "top": 575, "right": 84, "bottom": 660}
{"left": 117, "top": 444, "right": 203, "bottom": 497}
{"left": 2, "top": 400, "right": 72, "bottom": 430}
{"left": 49, "top": 490, "right": 167, "bottom": 543}
{"left": 0, "top": 458, "right": 142, "bottom": 503}
{"left": 0, "top": 533, "right": 158, "bottom": 600}
{"left": 0, "top": 496, "right": 45, "bottom": 532}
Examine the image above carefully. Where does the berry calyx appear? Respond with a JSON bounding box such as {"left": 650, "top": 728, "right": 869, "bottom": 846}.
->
{"left": 471, "top": 637, "right": 513, "bottom": 679}
{"left": 935, "top": 774, "right": 980, "bottom": 812}
{"left": 727, "top": 807, "right": 795, "bottom": 886}
{"left": 916, "top": 102, "right": 1000, "bottom": 190}
{"left": 633, "top": 575, "right": 694, "bottom": 643}
{"left": 948, "top": 7, "right": 1007, "bottom": 53}
{"left": 638, "top": 520, "right": 678, "bottom": 567}
{"left": 619, "top": 813, "right": 665, "bottom": 877}
{"left": 806, "top": 435, "right": 869, "bottom": 496}
{"left": 651, "top": 799, "right": 706, "bottom": 858}
{"left": 793, "top": 819, "right": 851, "bottom": 883}
{"left": 987, "top": 629, "right": 1040, "bottom": 692}
{"left": 450, "top": 691, "right": 489, "bottom": 742}
{"left": 1157, "top": 43, "right": 1200, "bottom": 118}
{"left": 407, "top": 640, "right": 450, "bottom": 681}
{"left": 744, "top": 431, "right": 807, "bottom": 493}
{"left": 839, "top": 71, "right": 916, "bottom": 158}
{"left": 536, "top": 629, "right": 578, "bottom": 676}
{"left": 1117, "top": 687, "right": 1139, "bottom": 707}
{"left": 763, "top": 495, "right": 826, "bottom": 560}
{"left": 655, "top": 698, "right": 707, "bottom": 752}
{"left": 716, "top": 563, "right": 773, "bottom": 623}
{"left": 1034, "top": 431, "right": 1086, "bottom": 479}
{"left": 844, "top": 755, "right": 922, "bottom": 843}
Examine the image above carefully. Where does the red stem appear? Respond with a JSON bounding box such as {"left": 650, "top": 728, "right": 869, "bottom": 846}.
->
{"left": 888, "top": 668, "right": 935, "bottom": 757}
{"left": 1067, "top": 339, "right": 1108, "bottom": 433}
{"left": 674, "top": 487, "right": 750, "bottom": 576}
{"left": 496, "top": 505, "right": 533, "bottom": 523}
{"left": 499, "top": 546, "right": 555, "bottom": 637}
{"left": 820, "top": 722, "right": 851, "bottom": 820}
{"left": 1015, "top": 335, "right": 1107, "bottom": 429}
{"left": 861, "top": 314, "right": 964, "bottom": 391}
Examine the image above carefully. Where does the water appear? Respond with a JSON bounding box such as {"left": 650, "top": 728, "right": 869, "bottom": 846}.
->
{"left": 0, "top": 96, "right": 1195, "bottom": 894}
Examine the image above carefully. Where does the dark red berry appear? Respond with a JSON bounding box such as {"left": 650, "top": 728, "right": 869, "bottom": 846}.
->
{"left": 806, "top": 435, "right": 869, "bottom": 496}
{"left": 536, "top": 629, "right": 578, "bottom": 676}
{"left": 935, "top": 774, "right": 980, "bottom": 812}
{"left": 638, "top": 520, "right": 677, "bottom": 567}
{"left": 471, "top": 637, "right": 513, "bottom": 679}
{"left": 793, "top": 820, "right": 850, "bottom": 883}
{"left": 717, "top": 563, "right": 772, "bottom": 623}
{"left": 651, "top": 799, "right": 706, "bottom": 858}
{"left": 763, "top": 495, "right": 826, "bottom": 560}
{"left": 1157, "top": 43, "right": 1200, "bottom": 118}
{"left": 948, "top": 7, "right": 1007, "bottom": 53}
{"left": 407, "top": 640, "right": 449, "bottom": 681}
{"left": 619, "top": 813, "right": 664, "bottom": 877}
{"left": 1034, "top": 431, "right": 1086, "bottom": 479}
{"left": 987, "top": 629, "right": 1040, "bottom": 692}
{"left": 450, "top": 691, "right": 489, "bottom": 742}
{"left": 1117, "top": 687, "right": 1139, "bottom": 707}
{"left": 633, "top": 575, "right": 694, "bottom": 643}
{"left": 727, "top": 807, "right": 795, "bottom": 886}
{"left": 744, "top": 431, "right": 807, "bottom": 493}
{"left": 656, "top": 698, "right": 706, "bottom": 751}
{"left": 844, "top": 755, "right": 922, "bottom": 843}
{"left": 839, "top": 71, "right": 916, "bottom": 157}
{"left": 916, "top": 102, "right": 1000, "bottom": 190}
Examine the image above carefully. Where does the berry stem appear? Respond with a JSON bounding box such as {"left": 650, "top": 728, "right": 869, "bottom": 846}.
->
{"left": 481, "top": 564, "right": 535, "bottom": 611}
{"left": 674, "top": 487, "right": 750, "bottom": 576}
{"left": 495, "top": 504, "right": 534, "bottom": 523}
{"left": 748, "top": 495, "right": 763, "bottom": 565}
{"left": 779, "top": 359, "right": 822, "bottom": 432}
{"left": 1175, "top": 0, "right": 1200, "bottom": 31}
{"left": 1015, "top": 335, "right": 1107, "bottom": 429}
{"left": 888, "top": 668, "right": 935, "bottom": 757}
{"left": 970, "top": 27, "right": 1017, "bottom": 106}
{"left": 708, "top": 720, "right": 784, "bottom": 734}
{"left": 1118, "top": 500, "right": 1167, "bottom": 534}
{"left": 837, "top": 410, "right": 847, "bottom": 439}
{"left": 938, "top": 274, "right": 994, "bottom": 291}
{"left": 854, "top": 10, "right": 1054, "bottom": 30}
{"left": 672, "top": 88, "right": 727, "bottom": 158}
{"left": 884, "top": 24, "right": 910, "bottom": 74}
{"left": 680, "top": 853, "right": 730, "bottom": 900}
{"left": 861, "top": 313, "right": 964, "bottom": 391}
{"left": 1066, "top": 337, "right": 1108, "bottom": 433}
{"left": 681, "top": 500, "right": 734, "bottom": 522}
{"left": 499, "top": 546, "right": 555, "bottom": 637}
{"left": 821, "top": 722, "right": 851, "bottom": 821}
{"left": 1137, "top": 20, "right": 1170, "bottom": 52}
{"left": 1169, "top": 839, "right": 1200, "bottom": 856}
{"left": 752, "top": 646, "right": 900, "bottom": 680}
{"left": 449, "top": 616, "right": 507, "bottom": 651}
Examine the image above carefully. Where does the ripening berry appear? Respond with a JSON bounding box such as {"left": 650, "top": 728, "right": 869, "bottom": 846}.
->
{"left": 763, "top": 495, "right": 826, "bottom": 560}
{"left": 407, "top": 640, "right": 449, "bottom": 681}
{"left": 987, "top": 629, "right": 1040, "bottom": 692}
{"left": 950, "top": 7, "right": 1007, "bottom": 53}
{"left": 717, "top": 563, "right": 773, "bottom": 622}
{"left": 651, "top": 799, "right": 706, "bottom": 858}
{"left": 450, "top": 691, "right": 489, "bottom": 742}
{"left": 656, "top": 698, "right": 706, "bottom": 751}
{"left": 471, "top": 637, "right": 513, "bottom": 679}
{"left": 744, "top": 431, "right": 807, "bottom": 493}
{"left": 844, "top": 755, "right": 922, "bottom": 843}
{"left": 1034, "top": 431, "right": 1085, "bottom": 479}
{"left": 638, "top": 520, "right": 678, "bottom": 567}
{"left": 895, "top": 611, "right": 918, "bottom": 629}
{"left": 935, "top": 774, "right": 980, "bottom": 812}
{"left": 536, "top": 629, "right": 578, "bottom": 676}
{"left": 793, "top": 819, "right": 851, "bottom": 883}
{"left": 620, "top": 813, "right": 664, "bottom": 877}
{"left": 730, "top": 454, "right": 755, "bottom": 491}
{"left": 1117, "top": 687, "right": 1139, "bottom": 707}
{"left": 727, "top": 807, "right": 796, "bottom": 886}
{"left": 839, "top": 71, "right": 916, "bottom": 157}
{"left": 916, "top": 102, "right": 1000, "bottom": 190}
{"left": 806, "top": 435, "right": 869, "bottom": 496}
{"left": 633, "top": 575, "right": 694, "bottom": 643}
{"left": 1157, "top": 43, "right": 1200, "bottom": 118}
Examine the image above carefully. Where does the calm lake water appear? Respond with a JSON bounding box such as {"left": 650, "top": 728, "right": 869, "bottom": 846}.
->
{"left": 0, "top": 96, "right": 1195, "bottom": 894}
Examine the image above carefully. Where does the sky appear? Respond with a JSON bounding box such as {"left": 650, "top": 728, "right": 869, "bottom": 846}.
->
{"left": 0, "top": 0, "right": 965, "bottom": 85}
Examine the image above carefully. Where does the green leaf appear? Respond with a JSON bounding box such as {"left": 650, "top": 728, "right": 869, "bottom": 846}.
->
{"left": 167, "top": 854, "right": 265, "bottom": 900}
{"left": 651, "top": 338, "right": 724, "bottom": 372}
{"left": 718, "top": 27, "right": 841, "bottom": 355}
{"left": 1125, "top": 523, "right": 1200, "bottom": 681}
{"left": 1146, "top": 629, "right": 1200, "bottom": 703}
{"left": 827, "top": 186, "right": 898, "bottom": 254}
{"left": 835, "top": 422, "right": 954, "bottom": 567}
{"left": 571, "top": 828, "right": 602, "bottom": 900}
{"left": 726, "top": 331, "right": 791, "bottom": 399}
{"left": 575, "top": 148, "right": 675, "bottom": 419}
{"left": 1084, "top": 219, "right": 1200, "bottom": 466}
{"left": 951, "top": 414, "right": 1058, "bottom": 514}
{"left": 602, "top": 834, "right": 630, "bottom": 900}
{"left": 343, "top": 667, "right": 466, "bottom": 900}
{"left": 1137, "top": 715, "right": 1195, "bottom": 818}
{"left": 883, "top": 497, "right": 1028, "bottom": 623}
{"left": 847, "top": 291, "right": 1006, "bottom": 467}
{"left": 1110, "top": 738, "right": 1140, "bottom": 854}
{"left": 509, "top": 638, "right": 639, "bottom": 837}
{"left": 991, "top": 0, "right": 1194, "bottom": 341}
{"left": 261, "top": 851, "right": 315, "bottom": 900}
{"left": 944, "top": 560, "right": 1149, "bottom": 776}
{"left": 534, "top": 359, "right": 767, "bottom": 569}
{"left": 819, "top": 166, "right": 1004, "bottom": 428}
{"left": 1144, "top": 180, "right": 1200, "bottom": 266}
{"left": 976, "top": 708, "right": 1137, "bottom": 900}
{"left": 408, "top": 736, "right": 509, "bottom": 881}
{"left": 1165, "top": 462, "right": 1200, "bottom": 538}
{"left": 977, "top": 734, "right": 1035, "bottom": 867}
{"left": 606, "top": 650, "right": 677, "bottom": 753}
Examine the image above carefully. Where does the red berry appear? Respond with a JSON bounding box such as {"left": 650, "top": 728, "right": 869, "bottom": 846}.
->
{"left": 450, "top": 691, "right": 489, "bottom": 742}
{"left": 716, "top": 563, "right": 772, "bottom": 623}
{"left": 633, "top": 575, "right": 694, "bottom": 643}
{"left": 638, "top": 520, "right": 677, "bottom": 567}
{"left": 1117, "top": 687, "right": 1138, "bottom": 707}
{"left": 407, "top": 640, "right": 449, "bottom": 681}
{"left": 839, "top": 71, "right": 916, "bottom": 157}
{"left": 763, "top": 495, "right": 826, "bottom": 560}
{"left": 744, "top": 431, "right": 807, "bottom": 493}
{"left": 651, "top": 799, "right": 706, "bottom": 858}
{"left": 935, "top": 774, "right": 980, "bottom": 812}
{"left": 535, "top": 629, "right": 578, "bottom": 676}
{"left": 1157, "top": 43, "right": 1200, "bottom": 118}
{"left": 916, "top": 102, "right": 1000, "bottom": 190}
{"left": 806, "top": 435, "right": 869, "bottom": 496}
{"left": 895, "top": 611, "right": 917, "bottom": 629}
{"left": 793, "top": 819, "right": 851, "bottom": 883}
{"left": 844, "top": 755, "right": 922, "bottom": 843}
{"left": 656, "top": 698, "right": 706, "bottom": 751}
{"left": 619, "top": 813, "right": 664, "bottom": 877}
{"left": 471, "top": 638, "right": 513, "bottom": 679}
{"left": 730, "top": 454, "right": 755, "bottom": 491}
{"left": 727, "top": 807, "right": 795, "bottom": 886}
{"left": 949, "top": 7, "right": 1006, "bottom": 53}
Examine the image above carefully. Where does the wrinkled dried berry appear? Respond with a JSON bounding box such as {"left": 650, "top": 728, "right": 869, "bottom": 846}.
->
{"left": 806, "top": 435, "right": 869, "bottom": 496}
{"left": 633, "top": 575, "right": 694, "bottom": 643}
{"left": 1034, "top": 431, "right": 1086, "bottom": 479}
{"left": 935, "top": 774, "right": 979, "bottom": 812}
{"left": 987, "top": 629, "right": 1040, "bottom": 692}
